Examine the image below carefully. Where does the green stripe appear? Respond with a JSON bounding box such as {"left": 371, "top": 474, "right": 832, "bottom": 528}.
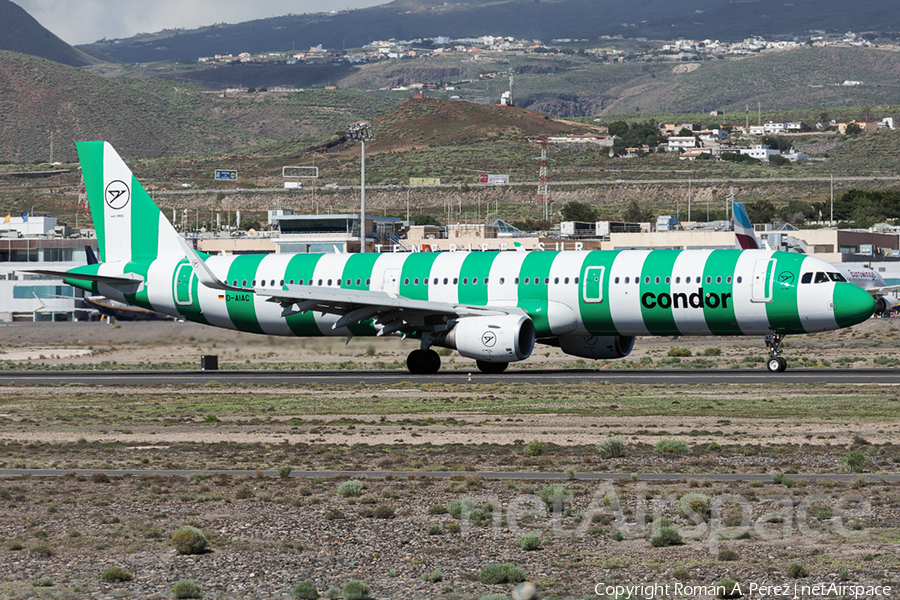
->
{"left": 701, "top": 250, "right": 740, "bottom": 335}
{"left": 225, "top": 255, "right": 266, "bottom": 334}
{"left": 284, "top": 254, "right": 324, "bottom": 336}
{"left": 578, "top": 250, "right": 621, "bottom": 336}
{"left": 639, "top": 250, "right": 681, "bottom": 336}
{"left": 341, "top": 254, "right": 381, "bottom": 336}
{"left": 518, "top": 251, "right": 557, "bottom": 337}
{"left": 766, "top": 253, "right": 804, "bottom": 334}
{"left": 458, "top": 252, "right": 499, "bottom": 306}
{"left": 130, "top": 174, "right": 159, "bottom": 264}
{"left": 399, "top": 253, "right": 440, "bottom": 301}
{"left": 76, "top": 142, "right": 107, "bottom": 262}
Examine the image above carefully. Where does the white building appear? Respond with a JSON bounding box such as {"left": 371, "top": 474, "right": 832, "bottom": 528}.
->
{"left": 739, "top": 144, "right": 781, "bottom": 162}
{"left": 666, "top": 137, "right": 700, "bottom": 152}
{"left": 2, "top": 215, "right": 57, "bottom": 237}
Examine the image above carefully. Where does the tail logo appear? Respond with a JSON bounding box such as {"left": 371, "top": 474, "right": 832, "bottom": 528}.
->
{"left": 105, "top": 180, "right": 130, "bottom": 210}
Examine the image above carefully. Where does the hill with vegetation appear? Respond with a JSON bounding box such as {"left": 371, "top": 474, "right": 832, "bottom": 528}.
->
{"left": 0, "top": 0, "right": 97, "bottom": 67}
{"left": 0, "top": 51, "right": 398, "bottom": 162}
{"left": 81, "top": 0, "right": 900, "bottom": 63}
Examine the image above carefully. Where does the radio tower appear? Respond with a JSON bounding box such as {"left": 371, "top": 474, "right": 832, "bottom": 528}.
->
{"left": 75, "top": 175, "right": 89, "bottom": 229}
{"left": 535, "top": 138, "right": 551, "bottom": 221}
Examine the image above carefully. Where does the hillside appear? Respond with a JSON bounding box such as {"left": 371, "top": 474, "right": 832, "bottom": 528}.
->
{"left": 82, "top": 0, "right": 900, "bottom": 63}
{"left": 0, "top": 0, "right": 96, "bottom": 67}
{"left": 0, "top": 51, "right": 398, "bottom": 162}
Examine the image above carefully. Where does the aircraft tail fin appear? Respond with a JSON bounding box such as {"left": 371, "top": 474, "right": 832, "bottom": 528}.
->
{"left": 76, "top": 141, "right": 183, "bottom": 264}
{"left": 732, "top": 201, "right": 761, "bottom": 250}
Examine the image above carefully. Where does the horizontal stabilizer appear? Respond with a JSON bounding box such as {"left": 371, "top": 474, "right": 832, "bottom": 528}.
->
{"left": 25, "top": 269, "right": 143, "bottom": 286}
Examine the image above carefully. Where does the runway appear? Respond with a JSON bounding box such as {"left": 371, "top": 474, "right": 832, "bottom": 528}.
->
{"left": 4, "top": 368, "right": 900, "bottom": 385}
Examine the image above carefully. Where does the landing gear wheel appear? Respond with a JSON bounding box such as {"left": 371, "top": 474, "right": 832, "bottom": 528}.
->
{"left": 766, "top": 356, "right": 787, "bottom": 373}
{"left": 407, "top": 349, "right": 442, "bottom": 375}
{"left": 475, "top": 360, "right": 508, "bottom": 374}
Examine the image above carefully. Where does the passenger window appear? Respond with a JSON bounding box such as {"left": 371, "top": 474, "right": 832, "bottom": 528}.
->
{"left": 251, "top": 280, "right": 257, "bottom": 287}
{"left": 280, "top": 280, "right": 285, "bottom": 286}
{"left": 575, "top": 277, "right": 579, "bottom": 284}
{"left": 453, "top": 278, "right": 458, "bottom": 284}
{"left": 462, "top": 278, "right": 468, "bottom": 285}
{"left": 655, "top": 277, "right": 660, "bottom": 284}
{"left": 686, "top": 277, "right": 691, "bottom": 284}
{"left": 414, "top": 278, "right": 419, "bottom": 285}
{"left": 737, "top": 276, "right": 742, "bottom": 284}
{"left": 242, "top": 279, "right": 247, "bottom": 286}
{"left": 706, "top": 276, "right": 712, "bottom": 284}
{"left": 404, "top": 278, "right": 410, "bottom": 285}
{"left": 815, "top": 272, "right": 829, "bottom": 284}
{"left": 644, "top": 276, "right": 650, "bottom": 284}
{"left": 515, "top": 278, "right": 520, "bottom": 284}
{"left": 564, "top": 277, "right": 569, "bottom": 284}
{"left": 716, "top": 276, "right": 721, "bottom": 284}
{"left": 443, "top": 278, "right": 448, "bottom": 285}
{"left": 726, "top": 276, "right": 732, "bottom": 284}
{"left": 615, "top": 277, "right": 620, "bottom": 284}
{"left": 801, "top": 273, "right": 812, "bottom": 284}
{"left": 675, "top": 277, "right": 680, "bottom": 284}
{"left": 554, "top": 277, "right": 559, "bottom": 284}
{"left": 624, "top": 277, "right": 630, "bottom": 284}
{"left": 499, "top": 277, "right": 505, "bottom": 284}
{"left": 356, "top": 278, "right": 361, "bottom": 286}
{"left": 665, "top": 277, "right": 670, "bottom": 284}
{"left": 525, "top": 278, "right": 530, "bottom": 284}
{"left": 473, "top": 278, "right": 478, "bottom": 285}
{"left": 366, "top": 279, "right": 371, "bottom": 286}
{"left": 484, "top": 277, "right": 489, "bottom": 284}
{"left": 290, "top": 279, "right": 295, "bottom": 285}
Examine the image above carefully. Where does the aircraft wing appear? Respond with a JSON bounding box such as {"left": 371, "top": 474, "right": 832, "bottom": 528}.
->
{"left": 256, "top": 284, "right": 522, "bottom": 336}
{"left": 866, "top": 285, "right": 900, "bottom": 296}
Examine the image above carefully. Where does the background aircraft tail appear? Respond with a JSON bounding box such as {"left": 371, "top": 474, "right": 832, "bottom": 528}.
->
{"left": 77, "top": 141, "right": 184, "bottom": 264}
{"left": 732, "top": 201, "right": 761, "bottom": 249}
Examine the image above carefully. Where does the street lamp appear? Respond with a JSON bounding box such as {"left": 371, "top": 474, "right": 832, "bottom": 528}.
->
{"left": 346, "top": 121, "right": 375, "bottom": 252}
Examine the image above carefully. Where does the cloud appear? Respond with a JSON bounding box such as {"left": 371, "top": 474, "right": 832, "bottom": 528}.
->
{"left": 13, "top": 0, "right": 388, "bottom": 45}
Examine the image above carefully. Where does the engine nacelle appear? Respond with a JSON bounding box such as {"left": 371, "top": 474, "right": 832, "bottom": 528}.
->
{"left": 875, "top": 295, "right": 899, "bottom": 315}
{"left": 557, "top": 335, "right": 635, "bottom": 360}
{"left": 438, "top": 314, "right": 536, "bottom": 363}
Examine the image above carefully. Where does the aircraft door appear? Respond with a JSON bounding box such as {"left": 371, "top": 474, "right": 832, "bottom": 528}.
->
{"left": 582, "top": 266, "right": 604, "bottom": 303}
{"left": 751, "top": 259, "right": 775, "bottom": 303}
{"left": 382, "top": 269, "right": 401, "bottom": 297}
{"left": 174, "top": 263, "right": 193, "bottom": 305}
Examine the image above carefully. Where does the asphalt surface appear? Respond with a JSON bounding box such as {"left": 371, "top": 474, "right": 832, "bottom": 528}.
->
{"left": 4, "top": 368, "right": 900, "bottom": 385}
{"left": 0, "top": 468, "right": 896, "bottom": 482}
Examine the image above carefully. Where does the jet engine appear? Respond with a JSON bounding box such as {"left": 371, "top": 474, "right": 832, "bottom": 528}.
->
{"left": 436, "top": 314, "right": 536, "bottom": 363}
{"left": 554, "top": 335, "right": 635, "bottom": 360}
{"left": 875, "top": 295, "right": 899, "bottom": 316}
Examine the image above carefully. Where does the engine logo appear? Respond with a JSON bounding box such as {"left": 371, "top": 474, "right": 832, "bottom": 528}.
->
{"left": 481, "top": 331, "right": 497, "bottom": 347}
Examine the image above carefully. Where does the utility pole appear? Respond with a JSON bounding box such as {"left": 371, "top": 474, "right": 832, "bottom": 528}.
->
{"left": 830, "top": 174, "right": 834, "bottom": 225}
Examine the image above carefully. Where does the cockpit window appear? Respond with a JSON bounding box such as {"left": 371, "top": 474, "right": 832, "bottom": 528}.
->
{"left": 801, "top": 272, "right": 812, "bottom": 284}
{"left": 828, "top": 272, "right": 847, "bottom": 283}
{"left": 814, "top": 272, "right": 829, "bottom": 284}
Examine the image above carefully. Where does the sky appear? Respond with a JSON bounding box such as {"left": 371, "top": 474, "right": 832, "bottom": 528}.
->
{"left": 14, "top": 0, "right": 391, "bottom": 45}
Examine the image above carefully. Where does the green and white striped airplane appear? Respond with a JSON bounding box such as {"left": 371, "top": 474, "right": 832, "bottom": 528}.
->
{"left": 36, "top": 142, "right": 876, "bottom": 374}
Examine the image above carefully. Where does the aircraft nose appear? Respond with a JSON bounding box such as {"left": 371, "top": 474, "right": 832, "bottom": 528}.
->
{"left": 833, "top": 283, "right": 876, "bottom": 328}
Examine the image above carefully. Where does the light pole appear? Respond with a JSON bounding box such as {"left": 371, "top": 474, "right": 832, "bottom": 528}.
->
{"left": 347, "top": 122, "right": 375, "bottom": 252}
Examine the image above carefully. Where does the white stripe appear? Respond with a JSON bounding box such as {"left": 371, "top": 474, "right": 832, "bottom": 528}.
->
{"left": 195, "top": 255, "right": 236, "bottom": 331}
{"left": 732, "top": 250, "right": 773, "bottom": 335}
{"left": 608, "top": 250, "right": 651, "bottom": 336}
{"left": 428, "top": 252, "right": 469, "bottom": 303}
{"left": 487, "top": 252, "right": 528, "bottom": 305}
{"left": 102, "top": 143, "right": 132, "bottom": 263}
{"left": 548, "top": 251, "right": 588, "bottom": 335}
{"left": 253, "top": 255, "right": 296, "bottom": 336}
{"left": 671, "top": 250, "right": 713, "bottom": 335}
{"left": 310, "top": 254, "right": 354, "bottom": 335}
{"left": 797, "top": 256, "right": 838, "bottom": 333}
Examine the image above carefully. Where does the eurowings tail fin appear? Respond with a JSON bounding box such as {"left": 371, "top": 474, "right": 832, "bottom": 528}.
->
{"left": 732, "top": 201, "right": 761, "bottom": 250}
{"left": 76, "top": 141, "right": 184, "bottom": 264}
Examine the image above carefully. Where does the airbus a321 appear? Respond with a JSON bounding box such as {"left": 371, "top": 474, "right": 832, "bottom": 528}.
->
{"left": 32, "top": 142, "right": 876, "bottom": 374}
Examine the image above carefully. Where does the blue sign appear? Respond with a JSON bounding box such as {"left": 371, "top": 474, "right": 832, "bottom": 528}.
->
{"left": 215, "top": 169, "right": 237, "bottom": 181}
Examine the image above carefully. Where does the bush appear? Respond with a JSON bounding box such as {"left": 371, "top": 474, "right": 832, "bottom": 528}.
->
{"left": 839, "top": 450, "right": 869, "bottom": 473}
{"left": 426, "top": 523, "right": 443, "bottom": 535}
{"left": 448, "top": 498, "right": 475, "bottom": 519}
{"left": 704, "top": 348, "right": 722, "bottom": 356}
{"left": 707, "top": 442, "right": 721, "bottom": 451}
{"left": 672, "top": 566, "right": 690, "bottom": 579}
{"left": 373, "top": 504, "right": 395, "bottom": 519}
{"left": 428, "top": 504, "right": 448, "bottom": 515}
{"left": 446, "top": 522, "right": 461, "bottom": 534}
{"left": 539, "top": 484, "right": 572, "bottom": 510}
{"left": 32, "top": 576, "right": 52, "bottom": 587}
{"left": 654, "top": 440, "right": 690, "bottom": 454}
{"left": 597, "top": 437, "right": 625, "bottom": 459}
{"left": 422, "top": 570, "right": 442, "bottom": 583}
{"left": 650, "top": 526, "right": 682, "bottom": 547}
{"left": 342, "top": 580, "right": 371, "bottom": 600}
{"left": 325, "top": 588, "right": 341, "bottom": 599}
{"left": 716, "top": 578, "right": 742, "bottom": 599}
{"left": 517, "top": 533, "right": 542, "bottom": 551}
{"left": 611, "top": 530, "right": 625, "bottom": 542}
{"left": 30, "top": 545, "right": 52, "bottom": 557}
{"left": 718, "top": 548, "right": 739, "bottom": 561}
{"left": 278, "top": 465, "right": 293, "bottom": 479}
{"left": 523, "top": 440, "right": 547, "bottom": 456}
{"left": 171, "top": 526, "right": 208, "bottom": 555}
{"left": 337, "top": 480, "right": 364, "bottom": 498}
{"left": 172, "top": 579, "right": 203, "bottom": 599}
{"left": 292, "top": 580, "right": 319, "bottom": 600}
{"left": 668, "top": 348, "right": 692, "bottom": 357}
{"left": 479, "top": 563, "right": 526, "bottom": 585}
{"left": 787, "top": 563, "right": 809, "bottom": 578}
{"left": 101, "top": 566, "right": 132, "bottom": 583}
{"left": 677, "top": 492, "right": 711, "bottom": 521}
{"left": 234, "top": 485, "right": 254, "bottom": 499}
{"left": 325, "top": 508, "right": 345, "bottom": 520}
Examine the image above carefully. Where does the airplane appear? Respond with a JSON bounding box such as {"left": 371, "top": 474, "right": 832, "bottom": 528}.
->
{"left": 29, "top": 142, "right": 876, "bottom": 375}
{"left": 733, "top": 201, "right": 899, "bottom": 316}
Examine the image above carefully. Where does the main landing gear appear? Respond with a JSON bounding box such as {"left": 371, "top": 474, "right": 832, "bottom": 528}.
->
{"left": 764, "top": 333, "right": 787, "bottom": 373}
{"left": 407, "top": 348, "right": 441, "bottom": 374}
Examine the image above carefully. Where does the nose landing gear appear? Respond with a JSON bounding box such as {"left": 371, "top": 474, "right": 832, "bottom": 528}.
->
{"left": 764, "top": 334, "right": 787, "bottom": 373}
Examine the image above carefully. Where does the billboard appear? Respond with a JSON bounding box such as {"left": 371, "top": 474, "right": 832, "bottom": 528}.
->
{"left": 215, "top": 169, "right": 237, "bottom": 181}
{"left": 410, "top": 178, "right": 441, "bottom": 186}
{"left": 479, "top": 174, "right": 509, "bottom": 184}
